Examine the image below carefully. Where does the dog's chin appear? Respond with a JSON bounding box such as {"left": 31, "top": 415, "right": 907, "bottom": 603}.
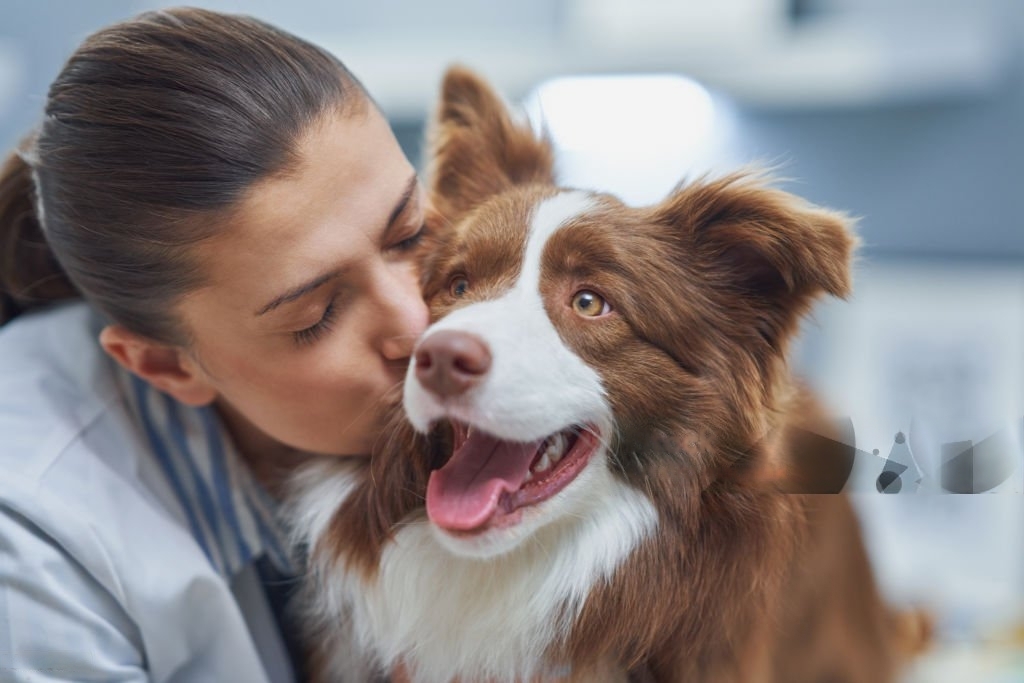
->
{"left": 429, "top": 449, "right": 608, "bottom": 559}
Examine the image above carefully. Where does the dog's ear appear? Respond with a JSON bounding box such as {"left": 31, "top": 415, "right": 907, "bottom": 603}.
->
{"left": 654, "top": 172, "right": 857, "bottom": 348}
{"left": 426, "top": 66, "right": 555, "bottom": 221}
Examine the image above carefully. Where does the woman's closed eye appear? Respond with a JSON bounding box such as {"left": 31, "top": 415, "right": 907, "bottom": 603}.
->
{"left": 391, "top": 223, "right": 427, "bottom": 252}
{"left": 292, "top": 297, "right": 339, "bottom": 347}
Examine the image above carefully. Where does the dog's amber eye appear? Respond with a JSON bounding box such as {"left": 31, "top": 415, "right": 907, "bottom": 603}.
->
{"left": 449, "top": 276, "right": 470, "bottom": 298}
{"left": 571, "top": 290, "right": 610, "bottom": 317}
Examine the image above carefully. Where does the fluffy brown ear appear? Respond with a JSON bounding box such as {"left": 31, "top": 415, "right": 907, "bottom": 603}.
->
{"left": 426, "top": 66, "right": 555, "bottom": 221}
{"left": 656, "top": 172, "right": 857, "bottom": 349}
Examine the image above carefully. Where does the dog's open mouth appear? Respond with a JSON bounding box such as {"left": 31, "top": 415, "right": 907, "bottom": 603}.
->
{"left": 425, "top": 422, "right": 600, "bottom": 534}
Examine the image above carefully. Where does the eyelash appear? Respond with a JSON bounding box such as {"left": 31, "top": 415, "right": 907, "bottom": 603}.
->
{"left": 393, "top": 223, "right": 427, "bottom": 252}
{"left": 292, "top": 298, "right": 338, "bottom": 347}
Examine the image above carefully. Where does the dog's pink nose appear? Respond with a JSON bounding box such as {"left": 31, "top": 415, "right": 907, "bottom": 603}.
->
{"left": 414, "top": 330, "right": 491, "bottom": 398}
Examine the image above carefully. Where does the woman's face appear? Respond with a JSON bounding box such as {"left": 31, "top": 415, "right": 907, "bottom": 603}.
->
{"left": 178, "top": 106, "right": 430, "bottom": 457}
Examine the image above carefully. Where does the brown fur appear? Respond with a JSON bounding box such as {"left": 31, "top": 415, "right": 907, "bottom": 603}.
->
{"left": 305, "top": 66, "right": 930, "bottom": 682}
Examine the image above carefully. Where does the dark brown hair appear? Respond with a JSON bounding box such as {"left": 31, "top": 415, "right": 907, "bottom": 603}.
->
{"left": 0, "top": 7, "right": 367, "bottom": 342}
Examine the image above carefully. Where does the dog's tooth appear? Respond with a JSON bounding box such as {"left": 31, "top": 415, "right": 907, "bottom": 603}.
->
{"left": 549, "top": 433, "right": 567, "bottom": 457}
{"left": 524, "top": 470, "right": 534, "bottom": 483}
{"left": 532, "top": 432, "right": 571, "bottom": 478}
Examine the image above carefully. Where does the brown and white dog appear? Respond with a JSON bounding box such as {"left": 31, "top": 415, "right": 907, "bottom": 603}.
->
{"left": 287, "top": 68, "right": 929, "bottom": 683}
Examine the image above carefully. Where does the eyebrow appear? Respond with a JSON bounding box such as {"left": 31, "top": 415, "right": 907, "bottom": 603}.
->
{"left": 255, "top": 174, "right": 420, "bottom": 317}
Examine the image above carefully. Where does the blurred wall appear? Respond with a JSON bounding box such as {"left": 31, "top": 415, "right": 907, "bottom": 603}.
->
{"left": 737, "top": 68, "right": 1024, "bottom": 259}
{"left": 1, "top": 0, "right": 1022, "bottom": 259}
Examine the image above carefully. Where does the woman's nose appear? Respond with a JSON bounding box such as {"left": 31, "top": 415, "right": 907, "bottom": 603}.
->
{"left": 376, "top": 263, "right": 429, "bottom": 361}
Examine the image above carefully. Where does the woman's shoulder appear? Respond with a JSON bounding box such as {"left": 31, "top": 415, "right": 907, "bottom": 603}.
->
{"left": 0, "top": 301, "right": 177, "bottom": 562}
{"left": 0, "top": 300, "right": 115, "bottom": 401}
{"left": 0, "top": 302, "right": 127, "bottom": 476}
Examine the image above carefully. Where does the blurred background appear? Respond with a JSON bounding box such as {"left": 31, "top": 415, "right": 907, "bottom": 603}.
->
{"left": 2, "top": 0, "right": 1022, "bottom": 679}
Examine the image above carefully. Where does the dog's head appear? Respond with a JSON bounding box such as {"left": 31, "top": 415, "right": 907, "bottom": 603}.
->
{"left": 396, "top": 67, "right": 855, "bottom": 558}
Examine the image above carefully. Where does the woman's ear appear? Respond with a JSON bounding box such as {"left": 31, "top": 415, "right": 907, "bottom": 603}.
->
{"left": 426, "top": 65, "right": 556, "bottom": 221}
{"left": 99, "top": 325, "right": 218, "bottom": 406}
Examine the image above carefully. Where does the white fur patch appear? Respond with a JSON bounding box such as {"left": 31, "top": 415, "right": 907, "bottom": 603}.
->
{"left": 285, "top": 458, "right": 364, "bottom": 549}
{"left": 284, "top": 459, "right": 382, "bottom": 681}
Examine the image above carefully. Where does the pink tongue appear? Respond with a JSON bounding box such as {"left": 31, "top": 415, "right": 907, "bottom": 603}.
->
{"left": 426, "top": 430, "right": 543, "bottom": 531}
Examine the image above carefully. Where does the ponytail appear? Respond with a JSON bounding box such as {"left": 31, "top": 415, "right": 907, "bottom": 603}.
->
{"left": 0, "top": 139, "right": 79, "bottom": 326}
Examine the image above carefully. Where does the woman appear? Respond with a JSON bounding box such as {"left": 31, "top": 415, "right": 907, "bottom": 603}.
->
{"left": 0, "top": 7, "right": 428, "bottom": 682}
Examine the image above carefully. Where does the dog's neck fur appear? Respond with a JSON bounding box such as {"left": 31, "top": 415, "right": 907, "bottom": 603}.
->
{"left": 287, "top": 450, "right": 652, "bottom": 681}
{"left": 286, "top": 388, "right": 807, "bottom": 683}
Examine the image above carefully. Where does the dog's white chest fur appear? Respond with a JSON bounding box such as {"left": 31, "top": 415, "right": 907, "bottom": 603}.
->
{"left": 289, "top": 459, "right": 658, "bottom": 683}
